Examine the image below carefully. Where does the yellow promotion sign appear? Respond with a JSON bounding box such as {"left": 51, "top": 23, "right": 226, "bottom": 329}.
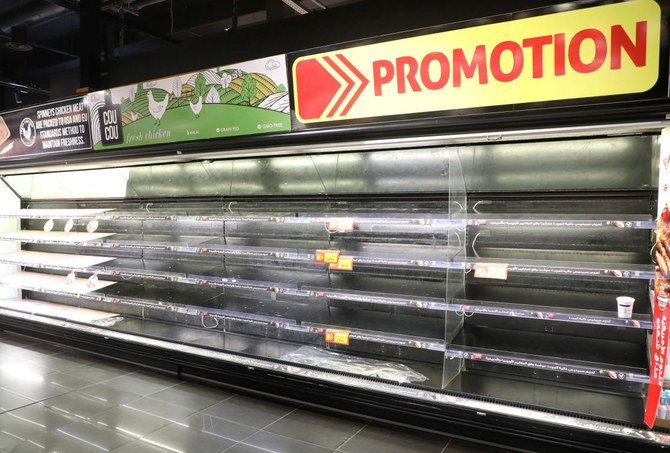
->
{"left": 292, "top": 0, "right": 661, "bottom": 124}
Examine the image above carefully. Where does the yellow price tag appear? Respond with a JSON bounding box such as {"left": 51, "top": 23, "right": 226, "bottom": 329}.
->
{"left": 325, "top": 329, "right": 350, "bottom": 345}
{"left": 335, "top": 256, "right": 354, "bottom": 271}
{"left": 323, "top": 250, "right": 341, "bottom": 263}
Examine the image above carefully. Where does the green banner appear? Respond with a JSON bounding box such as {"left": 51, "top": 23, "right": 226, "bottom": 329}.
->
{"left": 88, "top": 55, "right": 290, "bottom": 150}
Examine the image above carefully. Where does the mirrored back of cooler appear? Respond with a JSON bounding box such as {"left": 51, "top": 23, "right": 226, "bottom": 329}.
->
{"left": 0, "top": 134, "right": 658, "bottom": 426}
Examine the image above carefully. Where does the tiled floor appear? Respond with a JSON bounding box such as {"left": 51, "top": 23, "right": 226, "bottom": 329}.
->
{"left": 0, "top": 331, "right": 506, "bottom": 453}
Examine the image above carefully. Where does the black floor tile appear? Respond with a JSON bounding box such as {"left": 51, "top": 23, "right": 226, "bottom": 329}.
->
{"left": 181, "top": 412, "right": 259, "bottom": 441}
{"left": 104, "top": 370, "right": 180, "bottom": 395}
{"left": 338, "top": 423, "right": 450, "bottom": 453}
{"left": 445, "top": 438, "right": 511, "bottom": 452}
{"left": 204, "top": 394, "right": 296, "bottom": 429}
{"left": 94, "top": 405, "right": 173, "bottom": 438}
{"left": 5, "top": 339, "right": 66, "bottom": 355}
{"left": 44, "top": 371, "right": 94, "bottom": 391}
{"left": 265, "top": 408, "right": 365, "bottom": 449}
{"left": 0, "top": 380, "right": 70, "bottom": 401}
{"left": 0, "top": 389, "right": 34, "bottom": 412}
{"left": 240, "top": 430, "right": 332, "bottom": 453}
{"left": 123, "top": 396, "right": 197, "bottom": 422}
{"left": 0, "top": 363, "right": 73, "bottom": 401}
{"left": 223, "top": 443, "right": 269, "bottom": 453}
{"left": 0, "top": 360, "right": 51, "bottom": 378}
{"left": 77, "top": 383, "right": 143, "bottom": 406}
{"left": 28, "top": 351, "right": 96, "bottom": 372}
{"left": 42, "top": 392, "right": 116, "bottom": 420}
{"left": 0, "top": 333, "right": 41, "bottom": 347}
{"left": 143, "top": 423, "right": 236, "bottom": 453}
{"left": 64, "top": 362, "right": 136, "bottom": 383}
{"left": 0, "top": 432, "right": 22, "bottom": 452}
{"left": 57, "top": 420, "right": 135, "bottom": 451}
{"left": 12, "top": 428, "right": 106, "bottom": 453}
{"left": 112, "top": 440, "right": 172, "bottom": 452}
{"left": 0, "top": 402, "right": 78, "bottom": 431}
{"left": 148, "top": 381, "right": 234, "bottom": 411}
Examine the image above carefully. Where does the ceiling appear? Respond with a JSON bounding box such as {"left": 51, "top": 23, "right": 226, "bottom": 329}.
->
{"left": 0, "top": 0, "right": 364, "bottom": 107}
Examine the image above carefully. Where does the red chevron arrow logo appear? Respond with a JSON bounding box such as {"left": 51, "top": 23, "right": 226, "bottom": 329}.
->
{"left": 336, "top": 55, "right": 368, "bottom": 115}
{"left": 323, "top": 55, "right": 353, "bottom": 118}
{"left": 294, "top": 53, "right": 369, "bottom": 122}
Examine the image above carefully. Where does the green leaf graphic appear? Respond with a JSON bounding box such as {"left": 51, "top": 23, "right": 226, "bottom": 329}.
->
{"left": 241, "top": 74, "right": 257, "bottom": 106}
{"left": 194, "top": 73, "right": 207, "bottom": 98}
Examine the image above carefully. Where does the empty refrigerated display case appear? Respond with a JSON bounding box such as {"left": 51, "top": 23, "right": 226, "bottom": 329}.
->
{"left": 0, "top": 130, "right": 666, "bottom": 451}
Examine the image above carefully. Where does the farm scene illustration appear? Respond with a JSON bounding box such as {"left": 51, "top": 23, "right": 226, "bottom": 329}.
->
{"left": 89, "top": 55, "right": 290, "bottom": 149}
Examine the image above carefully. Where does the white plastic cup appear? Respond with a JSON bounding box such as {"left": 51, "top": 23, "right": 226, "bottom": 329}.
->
{"left": 617, "top": 296, "right": 635, "bottom": 319}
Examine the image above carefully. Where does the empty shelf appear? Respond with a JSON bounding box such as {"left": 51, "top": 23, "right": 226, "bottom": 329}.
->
{"left": 0, "top": 209, "right": 111, "bottom": 219}
{"left": 460, "top": 213, "right": 655, "bottom": 229}
{"left": 448, "top": 326, "right": 648, "bottom": 383}
{"left": 0, "top": 251, "right": 115, "bottom": 269}
{"left": 458, "top": 256, "right": 655, "bottom": 280}
{"left": 0, "top": 231, "right": 115, "bottom": 242}
{"left": 446, "top": 370, "right": 644, "bottom": 424}
{"left": 0, "top": 298, "right": 119, "bottom": 323}
{"left": 450, "top": 299, "right": 652, "bottom": 329}
{"left": 0, "top": 271, "right": 116, "bottom": 294}
{"left": 15, "top": 283, "right": 444, "bottom": 351}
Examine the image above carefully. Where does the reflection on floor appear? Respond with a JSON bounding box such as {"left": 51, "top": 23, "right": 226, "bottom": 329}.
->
{"left": 0, "top": 331, "right": 505, "bottom": 453}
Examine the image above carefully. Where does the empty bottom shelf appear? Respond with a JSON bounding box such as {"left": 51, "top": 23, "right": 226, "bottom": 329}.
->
{"left": 446, "top": 370, "right": 644, "bottom": 425}
{"left": 0, "top": 302, "right": 649, "bottom": 427}
{"left": 108, "top": 316, "right": 444, "bottom": 385}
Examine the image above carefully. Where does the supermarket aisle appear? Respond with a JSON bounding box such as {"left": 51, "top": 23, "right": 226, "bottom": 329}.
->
{"left": 0, "top": 332, "right": 503, "bottom": 453}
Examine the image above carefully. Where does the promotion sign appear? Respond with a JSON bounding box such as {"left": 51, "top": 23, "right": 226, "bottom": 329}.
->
{"left": 88, "top": 55, "right": 291, "bottom": 150}
{"left": 292, "top": 0, "right": 662, "bottom": 125}
{"left": 0, "top": 97, "right": 91, "bottom": 159}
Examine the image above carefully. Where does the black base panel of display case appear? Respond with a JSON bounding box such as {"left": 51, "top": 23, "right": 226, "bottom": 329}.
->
{"left": 446, "top": 370, "right": 644, "bottom": 424}
{"left": 0, "top": 315, "right": 664, "bottom": 453}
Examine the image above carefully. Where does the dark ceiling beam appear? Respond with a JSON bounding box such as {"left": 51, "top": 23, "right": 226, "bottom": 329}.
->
{"left": 138, "top": 0, "right": 266, "bottom": 36}
{"left": 0, "top": 1, "right": 67, "bottom": 33}
{"left": 0, "top": 33, "right": 78, "bottom": 59}
{"left": 79, "top": 0, "right": 102, "bottom": 88}
{"left": 43, "top": 0, "right": 178, "bottom": 44}
{"left": 0, "top": 77, "right": 50, "bottom": 96}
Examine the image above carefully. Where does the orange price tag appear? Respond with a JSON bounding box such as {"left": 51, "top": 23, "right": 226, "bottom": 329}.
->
{"left": 474, "top": 262, "right": 509, "bottom": 280}
{"left": 325, "top": 329, "right": 350, "bottom": 345}
{"left": 336, "top": 256, "right": 354, "bottom": 271}
{"left": 315, "top": 250, "right": 327, "bottom": 263}
{"left": 323, "top": 250, "right": 341, "bottom": 263}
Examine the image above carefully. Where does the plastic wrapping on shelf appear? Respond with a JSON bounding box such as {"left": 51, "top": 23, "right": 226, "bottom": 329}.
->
{"left": 280, "top": 346, "right": 427, "bottom": 383}
{"left": 90, "top": 316, "right": 124, "bottom": 327}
